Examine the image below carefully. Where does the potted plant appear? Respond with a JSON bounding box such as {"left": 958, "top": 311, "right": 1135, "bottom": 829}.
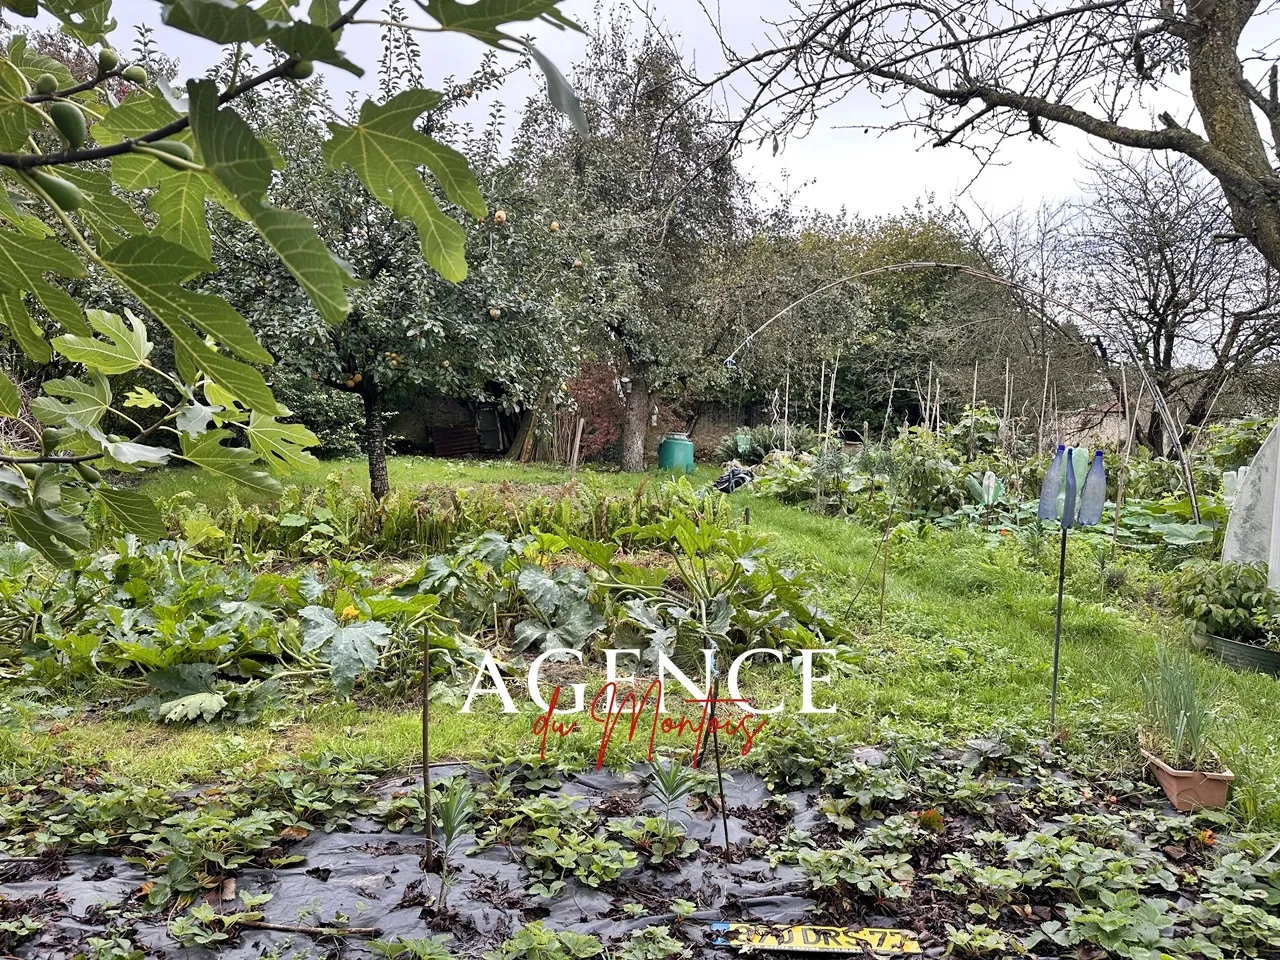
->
{"left": 1138, "top": 646, "right": 1233, "bottom": 811}
{"left": 1171, "top": 560, "right": 1280, "bottom": 676}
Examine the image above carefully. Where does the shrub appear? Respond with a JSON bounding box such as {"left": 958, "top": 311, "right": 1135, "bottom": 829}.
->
{"left": 1171, "top": 560, "right": 1280, "bottom": 647}
{"left": 715, "top": 424, "right": 819, "bottom": 465}
{"left": 1199, "top": 415, "right": 1277, "bottom": 472}
{"left": 268, "top": 373, "right": 365, "bottom": 459}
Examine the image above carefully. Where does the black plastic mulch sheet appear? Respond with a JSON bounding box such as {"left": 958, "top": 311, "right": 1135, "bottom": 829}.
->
{"left": 2, "top": 764, "right": 901, "bottom": 960}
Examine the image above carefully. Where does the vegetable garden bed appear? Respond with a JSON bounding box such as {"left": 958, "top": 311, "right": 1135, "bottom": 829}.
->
{"left": 3, "top": 735, "right": 1279, "bottom": 960}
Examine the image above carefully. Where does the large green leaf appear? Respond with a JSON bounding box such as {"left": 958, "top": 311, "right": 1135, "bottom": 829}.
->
{"left": 161, "top": 0, "right": 269, "bottom": 43}
{"left": 517, "top": 564, "right": 562, "bottom": 613}
{"left": 168, "top": 322, "right": 279, "bottom": 414}
{"left": 245, "top": 412, "right": 320, "bottom": 474}
{"left": 267, "top": 21, "right": 363, "bottom": 74}
{"left": 102, "top": 235, "right": 272, "bottom": 364}
{"left": 188, "top": 81, "right": 351, "bottom": 323}
{"left": 8, "top": 504, "right": 77, "bottom": 567}
{"left": 419, "top": 0, "right": 576, "bottom": 45}
{"left": 128, "top": 664, "right": 228, "bottom": 723}
{"left": 0, "top": 58, "right": 47, "bottom": 150}
{"left": 96, "top": 486, "right": 167, "bottom": 540}
{"left": 29, "top": 372, "right": 110, "bottom": 427}
{"left": 0, "top": 291, "right": 52, "bottom": 363}
{"left": 5, "top": 34, "right": 75, "bottom": 90}
{"left": 42, "top": 0, "right": 116, "bottom": 45}
{"left": 299, "top": 605, "right": 390, "bottom": 696}
{"left": 0, "top": 229, "right": 89, "bottom": 335}
{"left": 0, "top": 369, "right": 19, "bottom": 417}
{"left": 98, "top": 96, "right": 242, "bottom": 243}
{"left": 58, "top": 167, "right": 150, "bottom": 249}
{"left": 0, "top": 0, "right": 38, "bottom": 17}
{"left": 180, "top": 429, "right": 281, "bottom": 495}
{"left": 524, "top": 42, "right": 588, "bottom": 135}
{"left": 149, "top": 171, "right": 212, "bottom": 258}
{"left": 52, "top": 309, "right": 152, "bottom": 374}
{"left": 95, "top": 90, "right": 183, "bottom": 147}
{"left": 186, "top": 80, "right": 272, "bottom": 201}
{"left": 245, "top": 203, "right": 351, "bottom": 324}
{"left": 324, "top": 90, "right": 484, "bottom": 282}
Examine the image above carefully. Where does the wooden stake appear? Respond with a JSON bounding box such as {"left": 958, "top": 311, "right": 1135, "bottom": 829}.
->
{"left": 827, "top": 348, "right": 841, "bottom": 447}
{"left": 1051, "top": 382, "right": 1059, "bottom": 447}
{"left": 969, "top": 358, "right": 979, "bottom": 459}
{"left": 569, "top": 417, "right": 584, "bottom": 478}
{"left": 1003, "top": 357, "right": 1011, "bottom": 424}
{"left": 421, "top": 623, "right": 438, "bottom": 873}
{"left": 926, "top": 361, "right": 934, "bottom": 430}
{"left": 881, "top": 372, "right": 896, "bottom": 444}
{"left": 783, "top": 365, "right": 791, "bottom": 454}
{"left": 1038, "top": 357, "right": 1051, "bottom": 453}
{"left": 818, "top": 358, "right": 827, "bottom": 438}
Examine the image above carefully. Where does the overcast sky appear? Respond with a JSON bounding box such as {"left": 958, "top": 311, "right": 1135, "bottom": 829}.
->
{"left": 103, "top": 0, "right": 1213, "bottom": 220}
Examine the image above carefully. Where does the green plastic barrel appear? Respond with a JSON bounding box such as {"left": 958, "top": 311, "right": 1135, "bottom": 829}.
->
{"left": 657, "top": 432, "right": 695, "bottom": 473}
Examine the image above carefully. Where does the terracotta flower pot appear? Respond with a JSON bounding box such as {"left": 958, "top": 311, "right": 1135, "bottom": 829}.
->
{"left": 1140, "top": 747, "right": 1233, "bottom": 812}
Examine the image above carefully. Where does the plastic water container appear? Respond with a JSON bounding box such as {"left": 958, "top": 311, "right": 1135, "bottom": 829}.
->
{"left": 657, "top": 433, "right": 695, "bottom": 474}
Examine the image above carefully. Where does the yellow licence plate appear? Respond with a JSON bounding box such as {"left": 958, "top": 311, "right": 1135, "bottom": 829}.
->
{"left": 710, "top": 922, "right": 923, "bottom": 955}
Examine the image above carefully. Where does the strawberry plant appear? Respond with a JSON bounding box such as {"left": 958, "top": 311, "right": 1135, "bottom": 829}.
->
{"left": 482, "top": 922, "right": 601, "bottom": 960}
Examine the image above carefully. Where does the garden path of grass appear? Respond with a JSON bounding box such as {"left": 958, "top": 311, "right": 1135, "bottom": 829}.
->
{"left": 23, "top": 458, "right": 1280, "bottom": 824}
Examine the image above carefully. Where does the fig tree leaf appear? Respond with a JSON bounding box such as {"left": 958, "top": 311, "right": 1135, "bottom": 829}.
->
{"left": 124, "top": 387, "right": 164, "bottom": 409}
{"left": 43, "top": 0, "right": 115, "bottom": 45}
{"left": 324, "top": 90, "right": 482, "bottom": 281}
{"left": 102, "top": 235, "right": 273, "bottom": 365}
{"left": 419, "top": 0, "right": 578, "bottom": 46}
{"left": 58, "top": 167, "right": 149, "bottom": 248}
{"left": 175, "top": 401, "right": 219, "bottom": 437}
{"left": 149, "top": 171, "right": 212, "bottom": 258}
{"left": 30, "top": 372, "right": 110, "bottom": 427}
{"left": 0, "top": 369, "right": 19, "bottom": 417}
{"left": 523, "top": 41, "right": 587, "bottom": 135}
{"left": 0, "top": 59, "right": 48, "bottom": 150}
{"left": 0, "top": 0, "right": 38, "bottom": 18}
{"left": 0, "top": 228, "right": 89, "bottom": 335}
{"left": 96, "top": 486, "right": 167, "bottom": 540}
{"left": 161, "top": 0, "right": 268, "bottom": 43}
{"left": 186, "top": 80, "right": 271, "bottom": 201}
{"left": 188, "top": 80, "right": 351, "bottom": 323}
{"left": 52, "top": 309, "right": 152, "bottom": 374}
{"left": 245, "top": 412, "right": 319, "bottom": 473}
{"left": 8, "top": 505, "right": 77, "bottom": 567}
{"left": 244, "top": 203, "right": 352, "bottom": 324}
{"left": 180, "top": 429, "right": 281, "bottom": 496}
{"left": 267, "top": 20, "right": 363, "bottom": 74}
{"left": 0, "top": 291, "right": 52, "bottom": 363}
{"left": 168, "top": 322, "right": 279, "bottom": 414}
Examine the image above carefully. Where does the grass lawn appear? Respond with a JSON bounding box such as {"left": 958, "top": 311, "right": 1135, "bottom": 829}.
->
{"left": 17, "top": 457, "right": 1280, "bottom": 825}
{"left": 135, "top": 455, "right": 714, "bottom": 504}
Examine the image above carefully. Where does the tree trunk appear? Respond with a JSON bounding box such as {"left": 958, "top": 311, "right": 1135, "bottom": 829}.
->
{"left": 1186, "top": 6, "right": 1280, "bottom": 273}
{"left": 1146, "top": 409, "right": 1165, "bottom": 458}
{"left": 620, "top": 373, "right": 650, "bottom": 472}
{"left": 361, "top": 383, "right": 389, "bottom": 501}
